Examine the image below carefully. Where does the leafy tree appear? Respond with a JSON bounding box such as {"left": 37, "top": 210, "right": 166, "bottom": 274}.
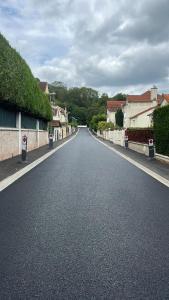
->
{"left": 90, "top": 114, "right": 106, "bottom": 131}
{"left": 98, "top": 121, "right": 114, "bottom": 132}
{"left": 115, "top": 109, "right": 124, "bottom": 127}
{"left": 48, "top": 84, "right": 101, "bottom": 125}
{"left": 113, "top": 93, "right": 126, "bottom": 101}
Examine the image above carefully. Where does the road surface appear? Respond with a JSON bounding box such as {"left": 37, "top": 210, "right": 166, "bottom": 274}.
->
{"left": 0, "top": 128, "right": 169, "bottom": 299}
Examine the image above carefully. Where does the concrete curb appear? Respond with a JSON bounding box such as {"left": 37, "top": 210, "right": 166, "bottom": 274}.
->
{"left": 89, "top": 130, "right": 169, "bottom": 188}
{"left": 0, "top": 131, "right": 79, "bottom": 192}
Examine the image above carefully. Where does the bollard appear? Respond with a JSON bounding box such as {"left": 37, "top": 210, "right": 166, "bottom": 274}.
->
{"left": 148, "top": 139, "right": 154, "bottom": 158}
{"left": 49, "top": 134, "right": 54, "bottom": 149}
{"left": 22, "top": 135, "right": 28, "bottom": 162}
{"left": 124, "top": 136, "right": 128, "bottom": 149}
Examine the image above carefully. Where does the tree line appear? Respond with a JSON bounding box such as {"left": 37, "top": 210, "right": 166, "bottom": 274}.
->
{"left": 48, "top": 81, "right": 125, "bottom": 128}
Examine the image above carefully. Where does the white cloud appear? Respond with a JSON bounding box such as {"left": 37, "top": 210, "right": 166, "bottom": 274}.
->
{"left": 1, "top": 0, "right": 169, "bottom": 95}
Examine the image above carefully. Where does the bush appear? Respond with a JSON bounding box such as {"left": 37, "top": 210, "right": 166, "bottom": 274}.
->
{"left": 126, "top": 128, "right": 154, "bottom": 144}
{"left": 98, "top": 121, "right": 114, "bottom": 131}
{"left": 0, "top": 33, "right": 52, "bottom": 121}
{"left": 153, "top": 105, "right": 169, "bottom": 156}
{"left": 115, "top": 109, "right": 124, "bottom": 127}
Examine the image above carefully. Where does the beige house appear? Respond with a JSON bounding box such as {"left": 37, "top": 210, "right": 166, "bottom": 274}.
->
{"left": 123, "top": 86, "right": 162, "bottom": 128}
{"left": 50, "top": 105, "right": 69, "bottom": 141}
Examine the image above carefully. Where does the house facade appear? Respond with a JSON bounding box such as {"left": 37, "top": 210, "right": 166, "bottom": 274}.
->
{"left": 123, "top": 87, "right": 162, "bottom": 128}
{"left": 107, "top": 100, "right": 126, "bottom": 125}
{"left": 50, "top": 105, "right": 70, "bottom": 141}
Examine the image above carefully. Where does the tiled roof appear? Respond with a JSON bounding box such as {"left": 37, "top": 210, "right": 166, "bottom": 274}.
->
{"left": 162, "top": 94, "right": 169, "bottom": 103}
{"left": 127, "top": 91, "right": 162, "bottom": 104}
{"left": 107, "top": 100, "right": 126, "bottom": 112}
{"left": 39, "top": 81, "right": 48, "bottom": 92}
{"left": 130, "top": 106, "right": 157, "bottom": 119}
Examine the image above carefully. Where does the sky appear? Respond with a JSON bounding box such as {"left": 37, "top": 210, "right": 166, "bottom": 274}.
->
{"left": 1, "top": 0, "right": 169, "bottom": 96}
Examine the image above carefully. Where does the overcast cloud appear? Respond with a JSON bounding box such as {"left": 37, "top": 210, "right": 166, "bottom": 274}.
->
{"left": 1, "top": 0, "right": 169, "bottom": 95}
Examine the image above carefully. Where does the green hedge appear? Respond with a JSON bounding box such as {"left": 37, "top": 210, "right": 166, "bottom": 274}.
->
{"left": 0, "top": 33, "right": 52, "bottom": 121}
{"left": 153, "top": 105, "right": 169, "bottom": 156}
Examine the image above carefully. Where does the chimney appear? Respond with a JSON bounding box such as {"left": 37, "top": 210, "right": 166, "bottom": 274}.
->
{"left": 150, "top": 86, "right": 158, "bottom": 101}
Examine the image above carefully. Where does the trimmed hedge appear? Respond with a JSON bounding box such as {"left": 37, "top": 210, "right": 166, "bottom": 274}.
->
{"left": 153, "top": 105, "right": 169, "bottom": 156}
{"left": 0, "top": 33, "right": 52, "bottom": 121}
{"left": 126, "top": 128, "right": 154, "bottom": 144}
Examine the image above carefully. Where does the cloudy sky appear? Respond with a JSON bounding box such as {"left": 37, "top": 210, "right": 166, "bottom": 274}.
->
{"left": 1, "top": 0, "right": 169, "bottom": 96}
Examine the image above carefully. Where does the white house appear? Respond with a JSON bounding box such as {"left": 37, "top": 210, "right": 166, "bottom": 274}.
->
{"left": 107, "top": 100, "right": 126, "bottom": 124}
{"left": 123, "top": 86, "right": 162, "bottom": 128}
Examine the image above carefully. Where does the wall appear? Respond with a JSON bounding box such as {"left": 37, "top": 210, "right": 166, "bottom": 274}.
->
{"left": 0, "top": 109, "right": 48, "bottom": 161}
{"left": 0, "top": 129, "right": 19, "bottom": 161}
{"left": 128, "top": 141, "right": 149, "bottom": 156}
{"left": 123, "top": 101, "right": 154, "bottom": 128}
{"left": 130, "top": 110, "right": 153, "bottom": 128}
{"left": 96, "top": 129, "right": 150, "bottom": 156}
{"left": 107, "top": 110, "right": 116, "bottom": 124}
{"left": 97, "top": 129, "right": 125, "bottom": 146}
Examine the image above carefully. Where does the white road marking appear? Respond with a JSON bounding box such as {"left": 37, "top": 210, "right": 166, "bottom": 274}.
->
{"left": 90, "top": 131, "right": 169, "bottom": 188}
{"left": 0, "top": 131, "right": 78, "bottom": 192}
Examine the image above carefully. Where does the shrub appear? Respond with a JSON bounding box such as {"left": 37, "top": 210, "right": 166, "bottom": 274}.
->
{"left": 153, "top": 105, "right": 169, "bottom": 156}
{"left": 0, "top": 33, "right": 52, "bottom": 121}
{"left": 115, "top": 109, "right": 124, "bottom": 127}
{"left": 98, "top": 121, "right": 114, "bottom": 131}
{"left": 126, "top": 128, "right": 154, "bottom": 144}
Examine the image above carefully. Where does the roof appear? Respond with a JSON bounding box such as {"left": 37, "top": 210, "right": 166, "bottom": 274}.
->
{"left": 39, "top": 81, "right": 48, "bottom": 92}
{"left": 130, "top": 106, "right": 157, "bottom": 119}
{"left": 107, "top": 100, "right": 126, "bottom": 112}
{"left": 162, "top": 94, "right": 169, "bottom": 104}
{"left": 127, "top": 91, "right": 162, "bottom": 104}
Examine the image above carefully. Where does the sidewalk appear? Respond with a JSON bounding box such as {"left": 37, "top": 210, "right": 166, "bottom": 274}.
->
{"left": 95, "top": 135, "right": 169, "bottom": 182}
{"left": 0, "top": 133, "right": 76, "bottom": 182}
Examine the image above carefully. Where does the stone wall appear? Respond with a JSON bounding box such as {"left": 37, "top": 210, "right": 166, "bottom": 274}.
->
{"left": 0, "top": 128, "right": 48, "bottom": 161}
{"left": 128, "top": 141, "right": 149, "bottom": 156}
{"left": 0, "top": 129, "right": 19, "bottom": 161}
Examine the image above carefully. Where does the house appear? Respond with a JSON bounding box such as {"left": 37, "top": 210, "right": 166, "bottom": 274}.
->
{"left": 123, "top": 86, "right": 162, "bottom": 128}
{"left": 50, "top": 105, "right": 69, "bottom": 141}
{"left": 160, "top": 94, "right": 169, "bottom": 107}
{"left": 107, "top": 100, "right": 126, "bottom": 124}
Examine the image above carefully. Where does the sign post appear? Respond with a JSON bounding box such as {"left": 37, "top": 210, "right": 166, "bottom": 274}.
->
{"left": 148, "top": 139, "right": 154, "bottom": 159}
{"left": 49, "top": 134, "right": 54, "bottom": 149}
{"left": 124, "top": 136, "right": 128, "bottom": 149}
{"left": 22, "top": 135, "right": 28, "bottom": 162}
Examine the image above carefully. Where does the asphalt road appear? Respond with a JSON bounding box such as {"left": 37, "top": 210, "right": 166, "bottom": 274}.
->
{"left": 0, "top": 128, "right": 169, "bottom": 299}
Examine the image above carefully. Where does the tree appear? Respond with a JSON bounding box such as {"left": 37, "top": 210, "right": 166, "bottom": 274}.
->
{"left": 98, "top": 121, "right": 114, "bottom": 132}
{"left": 90, "top": 114, "right": 106, "bottom": 131}
{"left": 113, "top": 93, "right": 126, "bottom": 101}
{"left": 115, "top": 109, "right": 124, "bottom": 127}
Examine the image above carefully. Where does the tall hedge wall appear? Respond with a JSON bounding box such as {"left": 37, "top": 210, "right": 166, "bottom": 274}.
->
{"left": 153, "top": 105, "right": 169, "bottom": 156}
{"left": 0, "top": 33, "right": 52, "bottom": 121}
